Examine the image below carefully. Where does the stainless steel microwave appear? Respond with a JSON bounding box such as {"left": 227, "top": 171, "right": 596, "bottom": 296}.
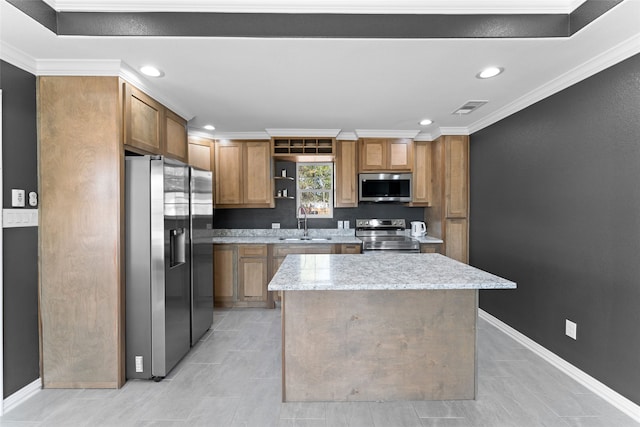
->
{"left": 358, "top": 173, "right": 412, "bottom": 203}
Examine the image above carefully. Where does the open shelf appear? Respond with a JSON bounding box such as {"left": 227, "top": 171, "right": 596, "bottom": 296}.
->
{"left": 272, "top": 138, "right": 335, "bottom": 156}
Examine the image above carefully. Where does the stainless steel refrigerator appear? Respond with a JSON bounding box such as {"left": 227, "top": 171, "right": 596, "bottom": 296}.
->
{"left": 125, "top": 155, "right": 191, "bottom": 380}
{"left": 189, "top": 167, "right": 214, "bottom": 345}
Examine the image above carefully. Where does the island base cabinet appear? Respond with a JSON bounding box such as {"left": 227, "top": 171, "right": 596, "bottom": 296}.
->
{"left": 281, "top": 289, "right": 477, "bottom": 402}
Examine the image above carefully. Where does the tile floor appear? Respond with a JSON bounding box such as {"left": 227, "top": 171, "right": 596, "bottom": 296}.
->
{"left": 1, "top": 307, "right": 638, "bottom": 426}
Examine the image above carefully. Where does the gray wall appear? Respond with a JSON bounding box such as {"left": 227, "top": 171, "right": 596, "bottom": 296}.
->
{"left": 1, "top": 60, "right": 40, "bottom": 398}
{"left": 214, "top": 160, "right": 426, "bottom": 229}
{"left": 470, "top": 53, "right": 640, "bottom": 405}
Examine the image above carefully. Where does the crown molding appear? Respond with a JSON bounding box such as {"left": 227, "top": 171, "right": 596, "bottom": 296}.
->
{"left": 414, "top": 131, "right": 437, "bottom": 141}
{"left": 118, "top": 62, "right": 194, "bottom": 121}
{"left": 44, "top": 0, "right": 586, "bottom": 14}
{"left": 0, "top": 41, "right": 37, "bottom": 74}
{"left": 37, "top": 58, "right": 122, "bottom": 75}
{"left": 187, "top": 129, "right": 215, "bottom": 140}
{"left": 355, "top": 129, "right": 420, "bottom": 139}
{"left": 438, "top": 127, "right": 470, "bottom": 136}
{"left": 265, "top": 128, "right": 341, "bottom": 138}
{"left": 214, "top": 131, "right": 271, "bottom": 140}
{"left": 336, "top": 131, "right": 358, "bottom": 141}
{"left": 0, "top": 44, "right": 195, "bottom": 121}
{"left": 468, "top": 32, "right": 640, "bottom": 135}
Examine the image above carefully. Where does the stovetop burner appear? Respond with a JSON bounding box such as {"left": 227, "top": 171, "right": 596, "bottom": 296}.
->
{"left": 355, "top": 218, "right": 420, "bottom": 252}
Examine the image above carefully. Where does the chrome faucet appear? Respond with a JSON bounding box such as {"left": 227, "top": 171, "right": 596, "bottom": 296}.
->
{"left": 297, "top": 205, "right": 308, "bottom": 237}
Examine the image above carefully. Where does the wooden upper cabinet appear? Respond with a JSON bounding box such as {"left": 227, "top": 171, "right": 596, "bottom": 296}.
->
{"left": 215, "top": 141, "right": 243, "bottom": 205}
{"left": 123, "top": 82, "right": 188, "bottom": 162}
{"left": 123, "top": 82, "right": 164, "bottom": 154}
{"left": 244, "top": 141, "right": 272, "bottom": 206}
{"left": 215, "top": 140, "right": 273, "bottom": 208}
{"left": 388, "top": 139, "right": 413, "bottom": 171}
{"left": 165, "top": 109, "right": 188, "bottom": 163}
{"left": 445, "top": 136, "right": 469, "bottom": 218}
{"left": 411, "top": 141, "right": 433, "bottom": 206}
{"left": 188, "top": 135, "right": 213, "bottom": 171}
{"left": 334, "top": 140, "right": 358, "bottom": 207}
{"left": 359, "top": 138, "right": 413, "bottom": 172}
{"left": 359, "top": 138, "right": 386, "bottom": 171}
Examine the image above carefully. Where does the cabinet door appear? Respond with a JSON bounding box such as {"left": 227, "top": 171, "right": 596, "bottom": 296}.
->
{"left": 340, "top": 244, "right": 362, "bottom": 254}
{"left": 335, "top": 140, "right": 358, "bottom": 207}
{"left": 188, "top": 136, "right": 213, "bottom": 171}
{"left": 214, "top": 245, "right": 236, "bottom": 306}
{"left": 445, "top": 219, "right": 468, "bottom": 264}
{"left": 239, "top": 257, "right": 268, "bottom": 301}
{"left": 215, "top": 141, "right": 243, "bottom": 205}
{"left": 124, "top": 83, "right": 164, "bottom": 154}
{"left": 244, "top": 141, "right": 273, "bottom": 206}
{"left": 420, "top": 244, "right": 441, "bottom": 254}
{"left": 165, "top": 109, "right": 188, "bottom": 163}
{"left": 411, "top": 141, "right": 432, "bottom": 206}
{"left": 388, "top": 139, "right": 413, "bottom": 171}
{"left": 359, "top": 139, "right": 387, "bottom": 171}
{"left": 445, "top": 136, "right": 469, "bottom": 218}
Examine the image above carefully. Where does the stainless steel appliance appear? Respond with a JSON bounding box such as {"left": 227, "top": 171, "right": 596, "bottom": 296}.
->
{"left": 359, "top": 173, "right": 412, "bottom": 203}
{"left": 125, "top": 155, "right": 191, "bottom": 380}
{"left": 355, "top": 218, "right": 420, "bottom": 253}
{"left": 189, "top": 167, "right": 213, "bottom": 346}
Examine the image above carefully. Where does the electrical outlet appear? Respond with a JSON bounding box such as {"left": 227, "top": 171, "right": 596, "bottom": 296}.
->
{"left": 565, "top": 319, "right": 577, "bottom": 340}
{"left": 11, "top": 189, "right": 25, "bottom": 207}
{"left": 135, "top": 356, "right": 144, "bottom": 372}
{"left": 271, "top": 223, "right": 280, "bottom": 229}
{"left": 337, "top": 221, "right": 344, "bottom": 229}
{"left": 343, "top": 220, "right": 350, "bottom": 229}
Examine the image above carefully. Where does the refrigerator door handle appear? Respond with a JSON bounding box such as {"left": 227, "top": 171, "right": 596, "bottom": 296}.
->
{"left": 170, "top": 228, "right": 186, "bottom": 268}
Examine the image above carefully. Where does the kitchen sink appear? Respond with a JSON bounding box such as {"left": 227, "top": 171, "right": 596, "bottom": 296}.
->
{"left": 278, "top": 237, "right": 332, "bottom": 241}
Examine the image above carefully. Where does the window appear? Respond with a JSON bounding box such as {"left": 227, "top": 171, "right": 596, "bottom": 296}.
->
{"left": 296, "top": 162, "right": 333, "bottom": 218}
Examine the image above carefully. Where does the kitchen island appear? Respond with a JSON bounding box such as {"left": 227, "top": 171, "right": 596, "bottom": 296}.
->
{"left": 268, "top": 253, "right": 516, "bottom": 402}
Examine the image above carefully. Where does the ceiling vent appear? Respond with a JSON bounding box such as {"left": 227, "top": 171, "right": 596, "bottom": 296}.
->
{"left": 452, "top": 100, "right": 488, "bottom": 115}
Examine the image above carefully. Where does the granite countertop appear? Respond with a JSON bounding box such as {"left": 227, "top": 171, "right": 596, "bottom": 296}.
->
{"left": 268, "top": 253, "right": 516, "bottom": 291}
{"left": 199, "top": 229, "right": 443, "bottom": 245}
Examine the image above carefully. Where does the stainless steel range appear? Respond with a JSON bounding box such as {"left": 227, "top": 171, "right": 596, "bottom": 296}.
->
{"left": 355, "top": 218, "right": 420, "bottom": 253}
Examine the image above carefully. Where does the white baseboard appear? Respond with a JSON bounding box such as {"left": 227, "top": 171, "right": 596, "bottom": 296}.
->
{"left": 2, "top": 378, "right": 41, "bottom": 415}
{"left": 479, "top": 309, "right": 640, "bottom": 423}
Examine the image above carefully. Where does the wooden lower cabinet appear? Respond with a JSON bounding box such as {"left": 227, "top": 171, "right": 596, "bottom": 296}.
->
{"left": 444, "top": 219, "right": 468, "bottom": 264}
{"left": 214, "top": 242, "right": 362, "bottom": 307}
{"left": 214, "top": 245, "right": 236, "bottom": 306}
{"left": 340, "top": 243, "right": 362, "bottom": 254}
{"left": 420, "top": 243, "right": 442, "bottom": 254}
{"left": 238, "top": 245, "right": 271, "bottom": 306}
{"left": 214, "top": 244, "right": 273, "bottom": 308}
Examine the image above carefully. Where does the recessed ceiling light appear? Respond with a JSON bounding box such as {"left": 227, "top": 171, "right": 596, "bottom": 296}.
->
{"left": 419, "top": 119, "right": 433, "bottom": 126}
{"left": 140, "top": 65, "right": 164, "bottom": 77}
{"left": 476, "top": 67, "right": 504, "bottom": 79}
{"left": 204, "top": 125, "right": 215, "bottom": 130}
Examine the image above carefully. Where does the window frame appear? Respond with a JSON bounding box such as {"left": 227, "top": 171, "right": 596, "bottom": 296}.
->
{"left": 295, "top": 162, "right": 334, "bottom": 219}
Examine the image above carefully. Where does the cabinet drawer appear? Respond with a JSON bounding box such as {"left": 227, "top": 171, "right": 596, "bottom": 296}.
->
{"left": 273, "top": 244, "right": 337, "bottom": 256}
{"left": 273, "top": 245, "right": 304, "bottom": 257}
{"left": 304, "top": 245, "right": 336, "bottom": 254}
{"left": 239, "top": 245, "right": 267, "bottom": 257}
{"left": 340, "top": 244, "right": 362, "bottom": 254}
